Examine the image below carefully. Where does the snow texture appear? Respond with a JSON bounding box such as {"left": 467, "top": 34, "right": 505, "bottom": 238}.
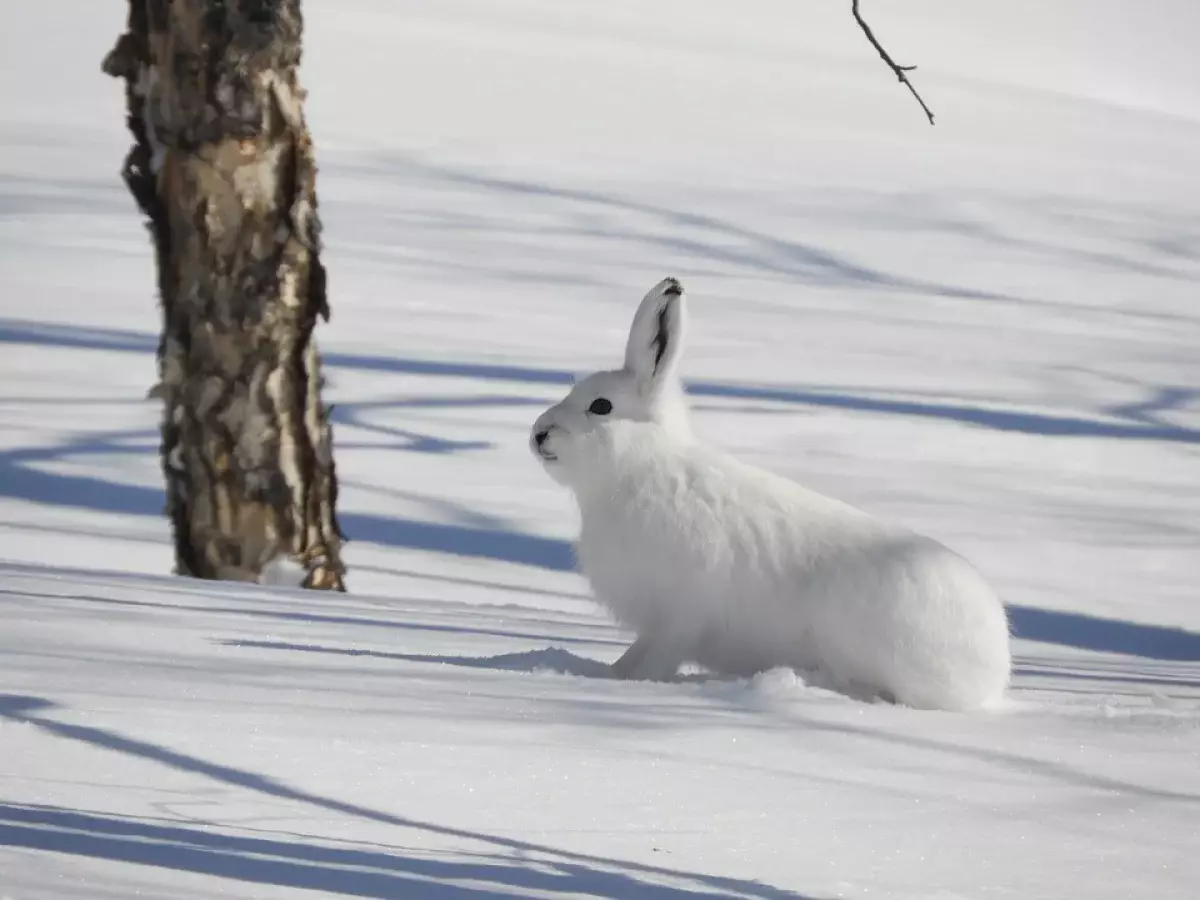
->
{"left": 1, "top": 1, "right": 1199, "bottom": 898}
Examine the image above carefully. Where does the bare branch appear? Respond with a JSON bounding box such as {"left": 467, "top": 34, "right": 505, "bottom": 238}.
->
{"left": 851, "top": 0, "right": 935, "bottom": 125}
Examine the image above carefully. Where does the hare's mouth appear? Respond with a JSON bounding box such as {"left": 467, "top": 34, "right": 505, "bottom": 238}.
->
{"left": 537, "top": 449, "right": 559, "bottom": 463}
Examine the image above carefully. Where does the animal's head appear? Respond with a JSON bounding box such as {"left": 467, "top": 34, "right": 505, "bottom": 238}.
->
{"left": 530, "top": 277, "right": 690, "bottom": 485}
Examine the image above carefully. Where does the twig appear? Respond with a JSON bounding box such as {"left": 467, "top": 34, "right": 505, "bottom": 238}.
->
{"left": 851, "top": 0, "right": 935, "bottom": 125}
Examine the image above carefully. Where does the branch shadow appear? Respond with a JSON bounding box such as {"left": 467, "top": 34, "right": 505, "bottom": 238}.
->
{"left": 348, "top": 562, "right": 592, "bottom": 601}
{"left": 0, "top": 172, "right": 132, "bottom": 220}
{"left": 0, "top": 459, "right": 575, "bottom": 572}
{"left": 329, "top": 155, "right": 1011, "bottom": 303}
{"left": 2, "top": 455, "right": 1198, "bottom": 661}
{"left": 0, "top": 695, "right": 815, "bottom": 900}
{"left": 220, "top": 638, "right": 620, "bottom": 679}
{"left": 749, "top": 704, "right": 1200, "bottom": 805}
{"left": 1012, "top": 656, "right": 1200, "bottom": 693}
{"left": 2, "top": 319, "right": 1198, "bottom": 661}
{"left": 2, "top": 317, "right": 1197, "bottom": 443}
{"left": 0, "top": 588, "right": 617, "bottom": 648}
{"left": 797, "top": 189, "right": 1200, "bottom": 288}
{"left": 349, "top": 513, "right": 573, "bottom": 572}
{"left": 0, "top": 802, "right": 807, "bottom": 900}
{"left": 324, "top": 155, "right": 1200, "bottom": 337}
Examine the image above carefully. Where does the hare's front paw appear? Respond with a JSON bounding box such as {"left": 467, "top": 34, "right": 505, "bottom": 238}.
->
{"left": 611, "top": 634, "right": 649, "bottom": 679}
{"left": 611, "top": 632, "right": 684, "bottom": 682}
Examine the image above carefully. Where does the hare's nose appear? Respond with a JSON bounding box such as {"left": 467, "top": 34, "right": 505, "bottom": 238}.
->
{"left": 534, "top": 430, "right": 550, "bottom": 447}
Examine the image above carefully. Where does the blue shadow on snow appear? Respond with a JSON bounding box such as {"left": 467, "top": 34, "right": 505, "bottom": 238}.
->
{"left": 0, "top": 319, "right": 1197, "bottom": 661}
{"left": 1, "top": 317, "right": 1197, "bottom": 444}
{"left": 0, "top": 695, "right": 815, "bottom": 900}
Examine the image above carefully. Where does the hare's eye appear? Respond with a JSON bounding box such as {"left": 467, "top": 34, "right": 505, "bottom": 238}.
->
{"left": 588, "top": 398, "right": 613, "bottom": 416}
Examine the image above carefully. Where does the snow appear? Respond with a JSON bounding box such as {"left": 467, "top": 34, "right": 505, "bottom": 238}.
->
{"left": 1, "top": 1, "right": 1198, "bottom": 898}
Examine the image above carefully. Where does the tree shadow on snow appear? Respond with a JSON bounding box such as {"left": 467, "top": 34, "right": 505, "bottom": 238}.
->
{"left": 1008, "top": 606, "right": 1200, "bottom": 663}
{"left": 1, "top": 802, "right": 789, "bottom": 900}
{"left": 0, "top": 455, "right": 575, "bottom": 572}
{"left": 0, "top": 587, "right": 619, "bottom": 651}
{"left": 219, "top": 638, "right": 620, "bottom": 679}
{"left": 0, "top": 695, "right": 816, "bottom": 900}
{"left": 2, "top": 452, "right": 1199, "bottom": 665}
{"left": 2, "top": 452, "right": 1199, "bottom": 664}
{"left": 1, "top": 320, "right": 1199, "bottom": 663}
{"left": 327, "top": 154, "right": 1200, "bottom": 304}
{"left": 1012, "top": 655, "right": 1200, "bottom": 694}
{"left": 216, "top": 639, "right": 731, "bottom": 687}
{"left": 2, "top": 317, "right": 1198, "bottom": 444}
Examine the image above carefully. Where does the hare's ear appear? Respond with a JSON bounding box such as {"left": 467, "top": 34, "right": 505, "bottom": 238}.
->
{"left": 624, "top": 277, "right": 686, "bottom": 396}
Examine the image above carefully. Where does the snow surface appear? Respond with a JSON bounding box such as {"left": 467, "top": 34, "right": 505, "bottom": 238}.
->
{"left": 1, "top": 1, "right": 1198, "bottom": 897}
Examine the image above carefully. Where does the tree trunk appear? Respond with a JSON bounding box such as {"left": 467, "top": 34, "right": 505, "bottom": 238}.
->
{"left": 103, "top": 0, "right": 346, "bottom": 590}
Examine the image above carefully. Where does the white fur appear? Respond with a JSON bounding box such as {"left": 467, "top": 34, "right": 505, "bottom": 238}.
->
{"left": 531, "top": 278, "right": 1011, "bottom": 711}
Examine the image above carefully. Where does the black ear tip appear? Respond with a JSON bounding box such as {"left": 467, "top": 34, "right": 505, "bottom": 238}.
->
{"left": 661, "top": 278, "right": 683, "bottom": 297}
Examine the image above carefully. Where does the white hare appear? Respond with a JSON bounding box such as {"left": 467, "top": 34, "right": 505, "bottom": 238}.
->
{"left": 530, "top": 278, "right": 1011, "bottom": 711}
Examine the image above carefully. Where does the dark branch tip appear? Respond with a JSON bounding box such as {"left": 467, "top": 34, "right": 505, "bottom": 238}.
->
{"left": 850, "top": 1, "right": 936, "bottom": 125}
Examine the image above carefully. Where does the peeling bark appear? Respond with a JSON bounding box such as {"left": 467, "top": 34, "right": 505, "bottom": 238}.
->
{"left": 104, "top": 0, "right": 345, "bottom": 590}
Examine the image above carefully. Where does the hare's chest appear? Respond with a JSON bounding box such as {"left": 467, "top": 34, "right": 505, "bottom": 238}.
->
{"left": 574, "top": 496, "right": 686, "bottom": 630}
